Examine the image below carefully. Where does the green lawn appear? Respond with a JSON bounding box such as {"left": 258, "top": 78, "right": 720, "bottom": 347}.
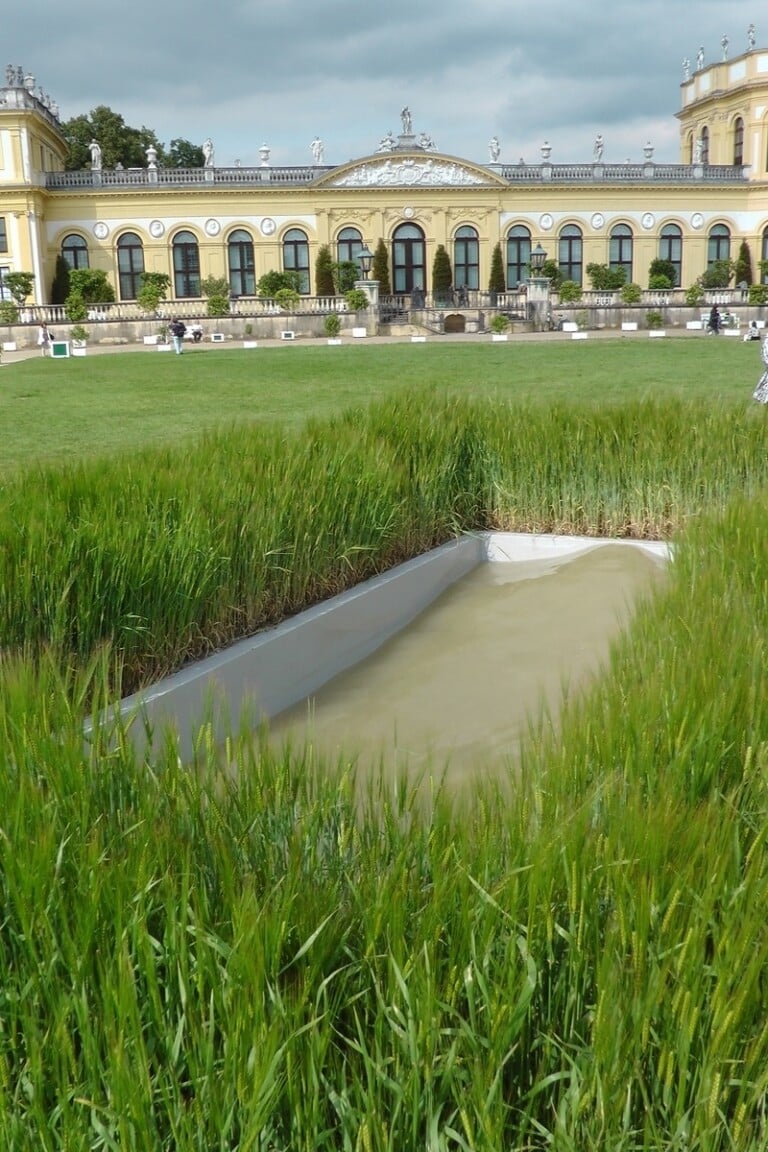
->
{"left": 0, "top": 338, "right": 761, "bottom": 472}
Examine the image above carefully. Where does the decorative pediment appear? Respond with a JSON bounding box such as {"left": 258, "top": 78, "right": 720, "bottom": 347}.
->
{"left": 320, "top": 154, "right": 501, "bottom": 189}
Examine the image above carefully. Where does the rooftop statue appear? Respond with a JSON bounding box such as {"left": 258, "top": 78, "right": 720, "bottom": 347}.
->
{"left": 202, "top": 138, "right": 214, "bottom": 167}
{"left": 400, "top": 106, "right": 412, "bottom": 135}
{"left": 489, "top": 135, "right": 501, "bottom": 162}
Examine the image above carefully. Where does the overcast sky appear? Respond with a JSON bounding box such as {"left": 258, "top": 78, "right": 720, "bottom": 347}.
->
{"left": 9, "top": 1, "right": 762, "bottom": 168}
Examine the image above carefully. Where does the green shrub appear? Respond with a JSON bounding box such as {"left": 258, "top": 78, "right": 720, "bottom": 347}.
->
{"left": 274, "top": 287, "right": 300, "bottom": 311}
{"left": 70, "top": 324, "right": 89, "bottom": 343}
{"left": 64, "top": 292, "right": 88, "bottom": 322}
{"left": 0, "top": 300, "right": 19, "bottom": 325}
{"left": 620, "top": 282, "right": 642, "bottom": 305}
{"left": 490, "top": 314, "right": 509, "bottom": 334}
{"left": 586, "top": 263, "right": 625, "bottom": 290}
{"left": 257, "top": 270, "right": 302, "bottom": 297}
{"left": 323, "top": 312, "right": 342, "bottom": 337}
{"left": 345, "top": 288, "right": 369, "bottom": 312}
{"left": 488, "top": 243, "right": 505, "bottom": 294}
{"left": 645, "top": 310, "right": 664, "bottom": 329}
{"left": 648, "top": 258, "right": 677, "bottom": 287}
{"left": 698, "top": 259, "right": 735, "bottom": 289}
{"left": 648, "top": 274, "right": 672, "bottom": 290}
{"left": 314, "top": 245, "right": 336, "bottom": 297}
{"left": 559, "top": 280, "right": 583, "bottom": 304}
{"left": 685, "top": 284, "right": 705, "bottom": 307}
{"left": 372, "top": 239, "right": 391, "bottom": 295}
{"left": 748, "top": 284, "right": 768, "bottom": 305}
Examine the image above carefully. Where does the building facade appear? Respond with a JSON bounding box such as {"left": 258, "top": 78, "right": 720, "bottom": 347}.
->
{"left": 3, "top": 44, "right": 768, "bottom": 312}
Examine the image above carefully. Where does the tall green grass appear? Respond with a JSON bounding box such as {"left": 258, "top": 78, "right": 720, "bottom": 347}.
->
{"left": 1, "top": 390, "right": 768, "bottom": 697}
{"left": 1, "top": 498, "right": 768, "bottom": 1147}
{"left": 3, "top": 384, "right": 768, "bottom": 1146}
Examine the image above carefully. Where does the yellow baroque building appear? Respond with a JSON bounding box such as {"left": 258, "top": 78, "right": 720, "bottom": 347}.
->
{"left": 3, "top": 42, "right": 768, "bottom": 318}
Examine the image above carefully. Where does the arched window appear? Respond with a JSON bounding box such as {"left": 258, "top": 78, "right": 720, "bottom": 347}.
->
{"left": 116, "top": 232, "right": 144, "bottom": 301}
{"left": 707, "top": 224, "right": 731, "bottom": 270}
{"left": 62, "top": 234, "right": 89, "bottom": 270}
{"left": 228, "top": 229, "right": 254, "bottom": 296}
{"left": 337, "top": 226, "right": 363, "bottom": 269}
{"left": 282, "top": 228, "right": 310, "bottom": 293}
{"left": 609, "top": 224, "right": 633, "bottom": 283}
{"left": 392, "top": 223, "right": 425, "bottom": 294}
{"left": 454, "top": 226, "right": 479, "bottom": 290}
{"left": 659, "top": 224, "right": 683, "bottom": 287}
{"left": 733, "top": 117, "right": 744, "bottom": 166}
{"left": 506, "top": 225, "right": 530, "bottom": 288}
{"left": 558, "top": 224, "right": 583, "bottom": 285}
{"left": 762, "top": 227, "right": 768, "bottom": 282}
{"left": 172, "top": 230, "right": 200, "bottom": 298}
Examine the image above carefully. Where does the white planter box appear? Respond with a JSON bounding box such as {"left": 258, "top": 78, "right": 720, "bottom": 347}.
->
{"left": 71, "top": 344, "right": 87, "bottom": 356}
{"left": 562, "top": 321, "right": 579, "bottom": 332}
{"left": 2, "top": 341, "right": 17, "bottom": 352}
{"left": 243, "top": 340, "right": 258, "bottom": 348}
{"left": 352, "top": 327, "right": 367, "bottom": 338}
{"left": 491, "top": 334, "right": 508, "bottom": 342}
{"left": 280, "top": 330, "right": 295, "bottom": 341}
{"left": 411, "top": 335, "right": 427, "bottom": 343}
{"left": 211, "top": 333, "right": 225, "bottom": 342}
{"left": 621, "top": 322, "right": 638, "bottom": 331}
{"left": 648, "top": 330, "right": 667, "bottom": 338}
{"left": 686, "top": 321, "right": 703, "bottom": 330}
{"left": 326, "top": 338, "right": 342, "bottom": 345}
{"left": 157, "top": 344, "right": 172, "bottom": 352}
{"left": 143, "top": 334, "right": 159, "bottom": 345}
{"left": 571, "top": 332, "right": 588, "bottom": 340}
{"left": 723, "top": 328, "right": 741, "bottom": 337}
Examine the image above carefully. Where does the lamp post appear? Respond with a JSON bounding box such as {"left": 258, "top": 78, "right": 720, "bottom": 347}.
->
{"left": 354, "top": 243, "right": 379, "bottom": 328}
{"left": 527, "top": 242, "right": 551, "bottom": 332}
{"left": 357, "top": 245, "right": 373, "bottom": 280}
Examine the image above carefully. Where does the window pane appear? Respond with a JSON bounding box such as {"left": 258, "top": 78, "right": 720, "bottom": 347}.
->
{"left": 117, "top": 232, "right": 144, "bottom": 300}
{"left": 0, "top": 218, "right": 7, "bottom": 254}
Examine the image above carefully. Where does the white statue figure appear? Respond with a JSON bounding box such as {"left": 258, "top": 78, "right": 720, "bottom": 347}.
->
{"left": 5, "top": 64, "right": 16, "bottom": 86}
{"left": 489, "top": 135, "right": 501, "bottom": 162}
{"left": 694, "top": 135, "right": 704, "bottom": 163}
{"left": 310, "top": 136, "right": 324, "bottom": 164}
{"left": 593, "top": 134, "right": 604, "bottom": 162}
{"left": 146, "top": 144, "right": 158, "bottom": 169}
{"left": 89, "top": 139, "right": 102, "bottom": 170}
{"left": 376, "top": 130, "right": 396, "bottom": 153}
{"left": 400, "top": 106, "right": 412, "bottom": 135}
{"left": 696, "top": 45, "right": 705, "bottom": 71}
{"left": 748, "top": 24, "right": 756, "bottom": 50}
{"left": 418, "top": 132, "right": 436, "bottom": 151}
{"left": 682, "top": 57, "right": 690, "bottom": 81}
{"left": 721, "top": 34, "right": 729, "bottom": 61}
{"left": 202, "top": 138, "right": 214, "bottom": 167}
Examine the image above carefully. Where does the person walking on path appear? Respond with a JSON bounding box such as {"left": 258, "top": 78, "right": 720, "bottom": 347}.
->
{"left": 708, "top": 305, "right": 721, "bottom": 335}
{"left": 753, "top": 333, "right": 768, "bottom": 404}
{"left": 37, "top": 322, "right": 52, "bottom": 356}
{"left": 169, "top": 318, "right": 186, "bottom": 355}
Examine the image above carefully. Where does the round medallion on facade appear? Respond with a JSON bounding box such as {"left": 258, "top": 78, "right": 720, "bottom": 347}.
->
{"left": 539, "top": 213, "right": 553, "bottom": 230}
{"left": 641, "top": 212, "right": 655, "bottom": 230}
{"left": 691, "top": 212, "right": 704, "bottom": 229}
{"left": 205, "top": 218, "right": 221, "bottom": 236}
{"left": 403, "top": 206, "right": 415, "bottom": 218}
{"left": 591, "top": 212, "right": 604, "bottom": 230}
{"left": 149, "top": 219, "right": 165, "bottom": 238}
{"left": 260, "top": 217, "right": 276, "bottom": 236}
{"left": 93, "top": 221, "right": 109, "bottom": 239}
